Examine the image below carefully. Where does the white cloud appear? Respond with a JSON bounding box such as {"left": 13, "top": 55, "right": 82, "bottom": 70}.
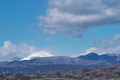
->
{"left": 0, "top": 41, "right": 53, "bottom": 61}
{"left": 81, "top": 34, "right": 120, "bottom": 55}
{"left": 39, "top": 0, "right": 120, "bottom": 37}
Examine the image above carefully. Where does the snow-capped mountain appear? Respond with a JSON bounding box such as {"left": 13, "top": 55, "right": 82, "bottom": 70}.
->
{"left": 0, "top": 52, "right": 119, "bottom": 68}
{"left": 0, "top": 52, "right": 120, "bottom": 74}
{"left": 21, "top": 51, "right": 54, "bottom": 60}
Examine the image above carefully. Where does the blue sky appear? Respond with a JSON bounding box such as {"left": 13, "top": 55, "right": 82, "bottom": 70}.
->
{"left": 0, "top": 0, "right": 120, "bottom": 60}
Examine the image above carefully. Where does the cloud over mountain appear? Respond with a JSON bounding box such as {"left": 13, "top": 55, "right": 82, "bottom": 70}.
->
{"left": 0, "top": 41, "right": 53, "bottom": 61}
{"left": 82, "top": 34, "right": 120, "bottom": 55}
{"left": 39, "top": 0, "right": 120, "bottom": 37}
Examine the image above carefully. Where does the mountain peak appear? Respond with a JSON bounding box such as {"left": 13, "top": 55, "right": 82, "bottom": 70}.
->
{"left": 86, "top": 52, "right": 98, "bottom": 56}
{"left": 78, "top": 52, "right": 99, "bottom": 60}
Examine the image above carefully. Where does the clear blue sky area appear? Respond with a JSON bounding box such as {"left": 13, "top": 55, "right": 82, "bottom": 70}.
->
{"left": 0, "top": 0, "right": 120, "bottom": 60}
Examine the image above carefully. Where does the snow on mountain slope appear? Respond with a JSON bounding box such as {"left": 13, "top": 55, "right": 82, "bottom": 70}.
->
{"left": 21, "top": 51, "right": 54, "bottom": 60}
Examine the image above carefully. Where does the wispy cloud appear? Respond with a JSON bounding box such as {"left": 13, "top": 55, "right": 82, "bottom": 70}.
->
{"left": 39, "top": 0, "right": 120, "bottom": 37}
{"left": 81, "top": 34, "right": 120, "bottom": 55}
{"left": 0, "top": 23, "right": 5, "bottom": 30}
{"left": 0, "top": 23, "right": 4, "bottom": 26}
{"left": 39, "top": 34, "right": 51, "bottom": 41}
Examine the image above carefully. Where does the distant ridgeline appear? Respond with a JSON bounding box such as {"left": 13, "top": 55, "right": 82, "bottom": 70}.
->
{"left": 0, "top": 52, "right": 120, "bottom": 74}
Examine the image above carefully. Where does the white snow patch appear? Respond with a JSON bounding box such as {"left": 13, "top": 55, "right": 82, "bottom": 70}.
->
{"left": 21, "top": 51, "right": 54, "bottom": 60}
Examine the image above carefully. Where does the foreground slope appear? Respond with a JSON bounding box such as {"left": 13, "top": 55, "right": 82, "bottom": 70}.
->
{"left": 1, "top": 64, "right": 120, "bottom": 80}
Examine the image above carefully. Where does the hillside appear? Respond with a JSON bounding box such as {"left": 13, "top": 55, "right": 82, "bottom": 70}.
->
{"left": 0, "top": 53, "right": 120, "bottom": 74}
{"left": 1, "top": 64, "right": 120, "bottom": 80}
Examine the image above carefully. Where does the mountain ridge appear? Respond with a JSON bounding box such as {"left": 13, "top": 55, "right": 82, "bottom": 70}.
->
{"left": 0, "top": 52, "right": 120, "bottom": 74}
{"left": 1, "top": 52, "right": 120, "bottom": 68}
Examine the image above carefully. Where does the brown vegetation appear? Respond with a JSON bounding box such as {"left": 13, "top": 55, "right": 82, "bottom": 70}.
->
{"left": 1, "top": 64, "right": 120, "bottom": 80}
